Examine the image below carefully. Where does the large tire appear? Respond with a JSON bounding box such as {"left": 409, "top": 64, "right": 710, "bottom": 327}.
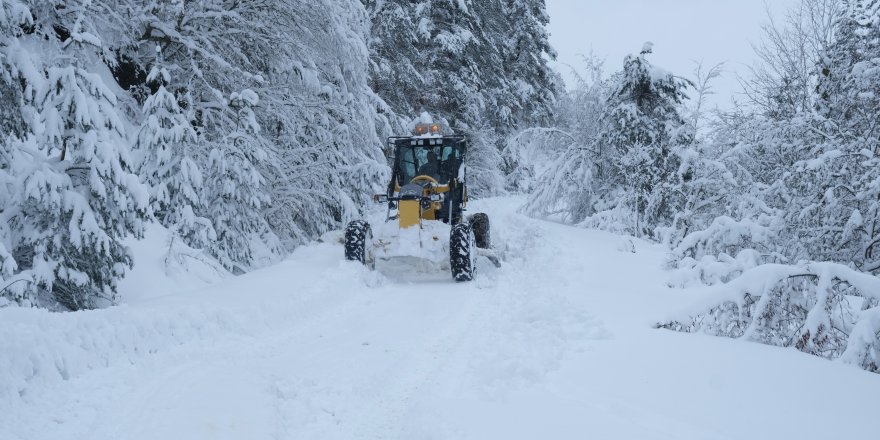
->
{"left": 468, "top": 213, "right": 490, "bottom": 249}
{"left": 344, "top": 220, "right": 373, "bottom": 268}
{"left": 450, "top": 223, "right": 475, "bottom": 282}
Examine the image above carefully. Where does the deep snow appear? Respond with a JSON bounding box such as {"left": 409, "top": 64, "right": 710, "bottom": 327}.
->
{"left": 2, "top": 197, "right": 878, "bottom": 440}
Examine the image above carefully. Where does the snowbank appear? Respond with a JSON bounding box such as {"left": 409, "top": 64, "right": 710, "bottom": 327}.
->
{"left": 0, "top": 241, "right": 379, "bottom": 409}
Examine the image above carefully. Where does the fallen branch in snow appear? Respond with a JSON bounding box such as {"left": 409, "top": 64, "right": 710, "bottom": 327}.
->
{"left": 658, "top": 262, "right": 880, "bottom": 373}
{"left": 162, "top": 233, "right": 229, "bottom": 281}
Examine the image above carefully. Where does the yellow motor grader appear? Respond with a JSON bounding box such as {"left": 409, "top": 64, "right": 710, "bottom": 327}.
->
{"left": 344, "top": 123, "right": 490, "bottom": 281}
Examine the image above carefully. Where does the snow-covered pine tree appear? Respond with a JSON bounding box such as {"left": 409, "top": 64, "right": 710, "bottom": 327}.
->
{"left": 32, "top": 60, "right": 148, "bottom": 310}
{"left": 522, "top": 47, "right": 692, "bottom": 235}
{"left": 255, "top": 1, "right": 389, "bottom": 247}
{"left": 0, "top": 0, "right": 31, "bottom": 307}
{"left": 0, "top": 137, "right": 31, "bottom": 307}
{"left": 803, "top": 0, "right": 880, "bottom": 270}
{"left": 362, "top": 0, "right": 425, "bottom": 122}
{"left": 423, "top": 0, "right": 507, "bottom": 197}
{"left": 109, "top": 0, "right": 389, "bottom": 265}
{"left": 814, "top": 1, "right": 878, "bottom": 127}
{"left": 595, "top": 44, "right": 692, "bottom": 237}
{"left": 135, "top": 49, "right": 214, "bottom": 251}
{"left": 482, "top": 0, "right": 557, "bottom": 129}
{"left": 363, "top": 0, "right": 558, "bottom": 196}
{"left": 0, "top": 0, "right": 452, "bottom": 309}
{"left": 203, "top": 90, "right": 280, "bottom": 273}
{"left": 114, "top": 0, "right": 284, "bottom": 271}
{"left": 363, "top": 0, "right": 498, "bottom": 195}
{"left": 0, "top": 0, "right": 29, "bottom": 138}
{"left": 0, "top": 5, "right": 148, "bottom": 309}
{"left": 0, "top": 137, "right": 18, "bottom": 307}
{"left": 471, "top": 0, "right": 559, "bottom": 195}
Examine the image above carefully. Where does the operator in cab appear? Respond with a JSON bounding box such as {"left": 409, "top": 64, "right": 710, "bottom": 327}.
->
{"left": 418, "top": 150, "right": 441, "bottom": 178}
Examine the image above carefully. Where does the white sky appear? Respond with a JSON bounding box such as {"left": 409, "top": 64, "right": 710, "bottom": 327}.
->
{"left": 545, "top": 0, "right": 798, "bottom": 109}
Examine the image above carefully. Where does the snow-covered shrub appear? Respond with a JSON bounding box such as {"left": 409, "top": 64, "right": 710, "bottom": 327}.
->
{"left": 462, "top": 126, "right": 507, "bottom": 198}
{"left": 520, "top": 141, "right": 597, "bottom": 223}
{"left": 502, "top": 128, "right": 574, "bottom": 194}
{"left": 660, "top": 0, "right": 880, "bottom": 373}
{"left": 667, "top": 215, "right": 787, "bottom": 286}
{"left": 659, "top": 262, "right": 880, "bottom": 373}
{"left": 518, "top": 55, "right": 607, "bottom": 222}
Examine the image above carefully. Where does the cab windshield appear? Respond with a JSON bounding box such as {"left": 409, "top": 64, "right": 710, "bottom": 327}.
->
{"left": 396, "top": 144, "right": 463, "bottom": 185}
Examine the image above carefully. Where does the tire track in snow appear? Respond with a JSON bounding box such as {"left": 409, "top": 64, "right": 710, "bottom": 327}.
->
{"left": 466, "top": 202, "right": 610, "bottom": 392}
{"left": 266, "top": 284, "right": 490, "bottom": 439}
{"left": 395, "top": 203, "right": 613, "bottom": 437}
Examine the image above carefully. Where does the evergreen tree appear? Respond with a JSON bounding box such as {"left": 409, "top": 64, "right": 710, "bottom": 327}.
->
{"left": 135, "top": 50, "right": 214, "bottom": 250}
{"left": 363, "top": 0, "right": 558, "bottom": 196}
{"left": 204, "top": 90, "right": 280, "bottom": 273}
{"left": 115, "top": 0, "right": 389, "bottom": 265}
{"left": 0, "top": 136, "right": 21, "bottom": 307}
{"left": 816, "top": 0, "right": 879, "bottom": 123}
{"left": 0, "top": 0, "right": 397, "bottom": 307}
{"left": 597, "top": 45, "right": 692, "bottom": 236}
{"left": 484, "top": 0, "right": 557, "bottom": 129}
{"left": 28, "top": 64, "right": 147, "bottom": 309}
{"left": 0, "top": 0, "right": 32, "bottom": 306}
{"left": 0, "top": 6, "right": 148, "bottom": 309}
{"left": 362, "top": 0, "right": 425, "bottom": 120}
{"left": 805, "top": 0, "right": 880, "bottom": 269}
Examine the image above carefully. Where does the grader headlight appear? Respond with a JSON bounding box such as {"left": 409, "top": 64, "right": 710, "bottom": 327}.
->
{"left": 414, "top": 123, "right": 443, "bottom": 136}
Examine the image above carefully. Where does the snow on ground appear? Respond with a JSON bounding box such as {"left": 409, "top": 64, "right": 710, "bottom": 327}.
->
{"left": 117, "top": 222, "right": 229, "bottom": 303}
{"left": 2, "top": 197, "right": 878, "bottom": 440}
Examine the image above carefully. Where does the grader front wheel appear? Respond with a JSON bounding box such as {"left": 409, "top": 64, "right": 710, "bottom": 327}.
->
{"left": 344, "top": 220, "right": 374, "bottom": 268}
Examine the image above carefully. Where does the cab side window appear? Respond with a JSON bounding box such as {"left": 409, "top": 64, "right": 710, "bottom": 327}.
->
{"left": 399, "top": 148, "right": 417, "bottom": 182}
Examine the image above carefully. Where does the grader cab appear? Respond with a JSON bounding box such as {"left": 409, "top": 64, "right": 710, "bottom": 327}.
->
{"left": 344, "top": 122, "right": 490, "bottom": 281}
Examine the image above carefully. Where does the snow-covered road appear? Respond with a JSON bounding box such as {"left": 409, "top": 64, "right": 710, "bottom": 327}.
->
{"left": 2, "top": 197, "right": 878, "bottom": 440}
